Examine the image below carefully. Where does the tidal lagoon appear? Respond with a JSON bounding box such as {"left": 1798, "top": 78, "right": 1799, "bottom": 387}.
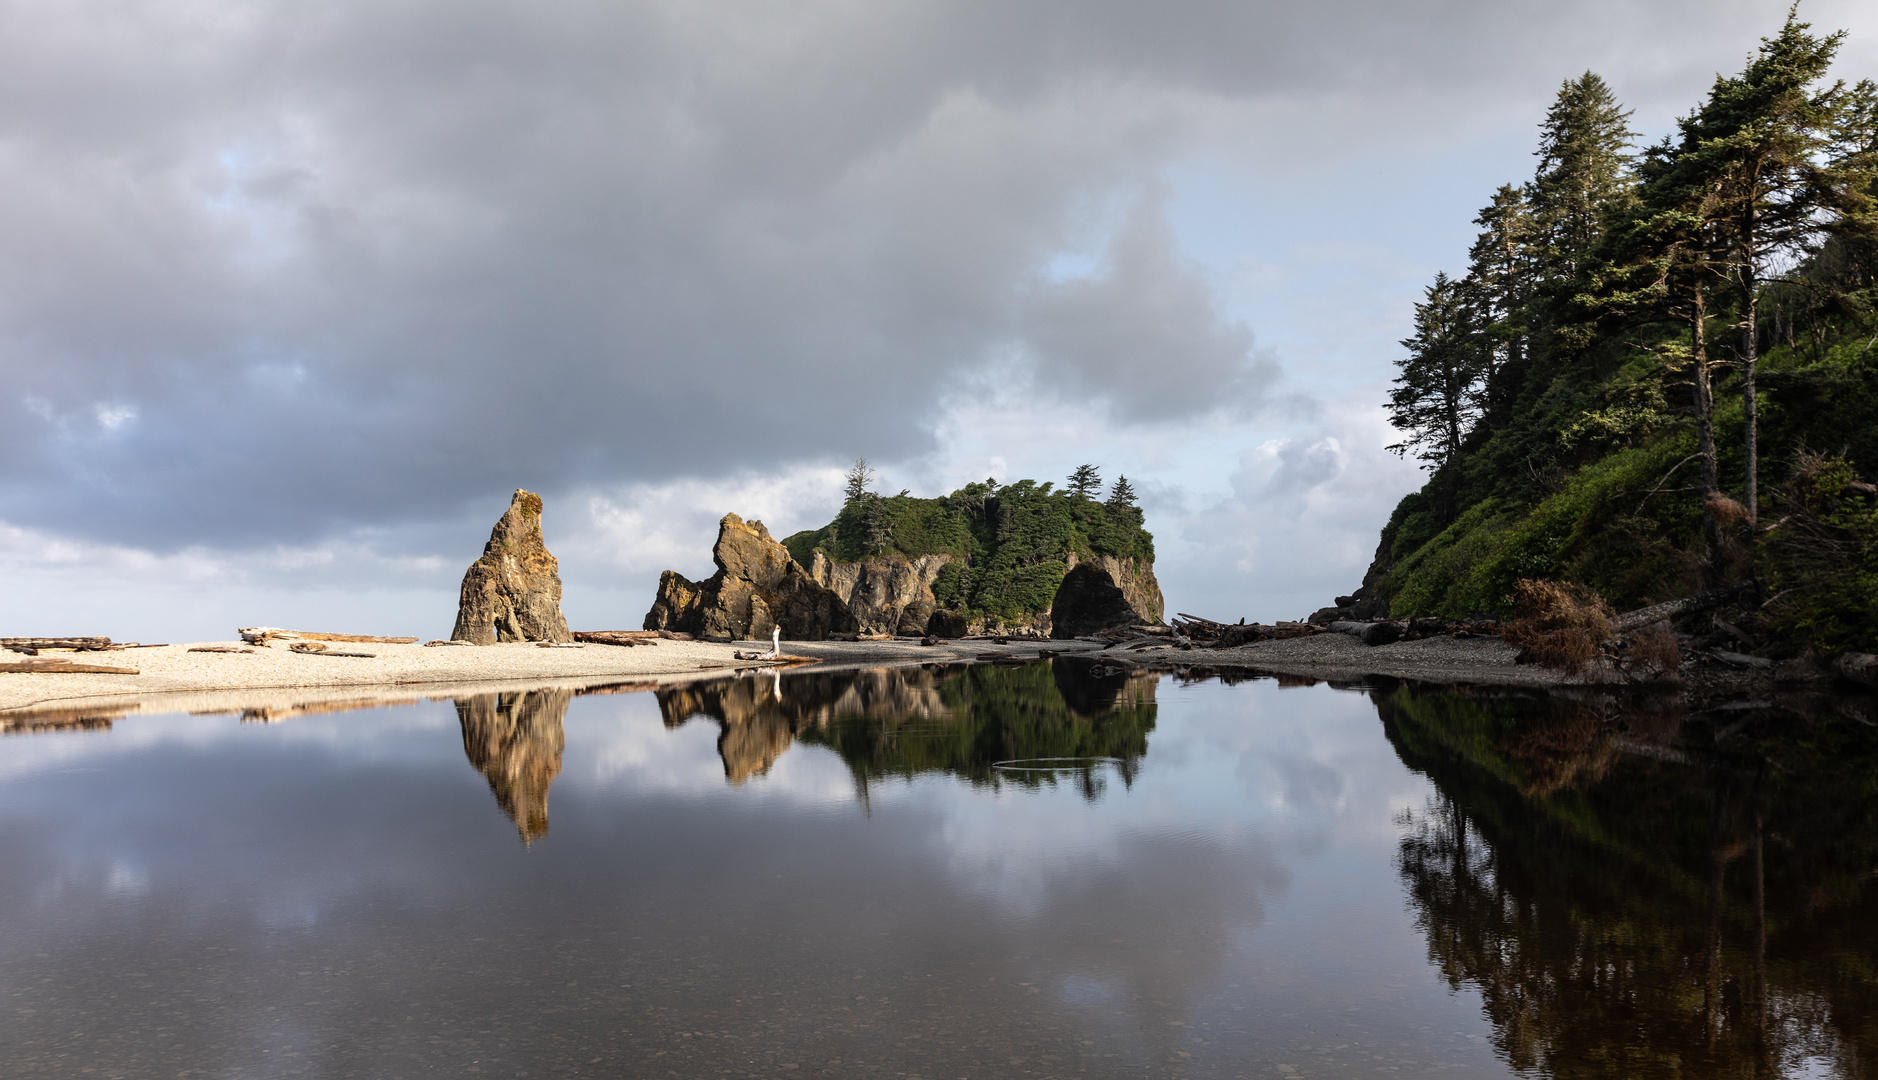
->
{"left": 3, "top": 661, "right": 1872, "bottom": 1078}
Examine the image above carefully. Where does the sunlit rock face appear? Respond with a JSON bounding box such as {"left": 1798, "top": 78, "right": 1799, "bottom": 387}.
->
{"left": 809, "top": 551, "right": 952, "bottom": 637}
{"left": 455, "top": 688, "right": 570, "bottom": 842}
{"left": 1048, "top": 555, "right": 1164, "bottom": 638}
{"left": 645, "top": 513, "right": 854, "bottom": 641}
{"left": 451, "top": 489, "right": 574, "bottom": 644}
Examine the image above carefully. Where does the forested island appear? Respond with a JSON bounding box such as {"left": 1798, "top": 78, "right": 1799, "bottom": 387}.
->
{"left": 1327, "top": 13, "right": 1878, "bottom": 663}
{"left": 646, "top": 461, "right": 1165, "bottom": 640}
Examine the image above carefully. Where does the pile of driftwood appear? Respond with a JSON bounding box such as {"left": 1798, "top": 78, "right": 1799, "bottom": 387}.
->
{"left": 1170, "top": 613, "right": 1323, "bottom": 648}
{"left": 1, "top": 637, "right": 145, "bottom": 675}
{"left": 1077, "top": 614, "right": 1324, "bottom": 651}
{"left": 3, "top": 636, "right": 155, "bottom": 654}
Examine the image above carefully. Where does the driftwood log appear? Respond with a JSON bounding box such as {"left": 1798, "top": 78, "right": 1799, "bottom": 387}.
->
{"left": 288, "top": 642, "right": 377, "bottom": 658}
{"left": 240, "top": 628, "right": 417, "bottom": 646}
{"left": 574, "top": 630, "right": 690, "bottom": 645}
{"left": 0, "top": 658, "right": 139, "bottom": 674}
{"left": 2, "top": 637, "right": 112, "bottom": 651}
{"left": 1611, "top": 585, "right": 1757, "bottom": 634}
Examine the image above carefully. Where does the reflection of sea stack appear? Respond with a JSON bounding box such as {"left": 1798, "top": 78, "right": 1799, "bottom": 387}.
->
{"left": 455, "top": 689, "right": 570, "bottom": 841}
{"left": 657, "top": 669, "right": 955, "bottom": 783}
{"left": 451, "top": 489, "right": 574, "bottom": 644}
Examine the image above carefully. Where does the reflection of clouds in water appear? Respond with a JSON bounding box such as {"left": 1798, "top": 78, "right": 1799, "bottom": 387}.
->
{"left": 0, "top": 705, "right": 460, "bottom": 783}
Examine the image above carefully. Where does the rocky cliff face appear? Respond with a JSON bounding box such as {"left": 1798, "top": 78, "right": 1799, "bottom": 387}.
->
{"left": 1048, "top": 553, "right": 1165, "bottom": 638}
{"left": 455, "top": 688, "right": 569, "bottom": 842}
{"left": 645, "top": 513, "right": 854, "bottom": 640}
{"left": 810, "top": 550, "right": 953, "bottom": 636}
{"left": 451, "top": 489, "right": 573, "bottom": 644}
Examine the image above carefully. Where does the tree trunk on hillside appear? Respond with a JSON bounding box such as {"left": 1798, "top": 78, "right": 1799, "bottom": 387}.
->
{"left": 1692, "top": 287, "right": 1722, "bottom": 573}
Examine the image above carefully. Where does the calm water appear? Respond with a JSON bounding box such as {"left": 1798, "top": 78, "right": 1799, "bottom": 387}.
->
{"left": 3, "top": 660, "right": 1876, "bottom": 1078}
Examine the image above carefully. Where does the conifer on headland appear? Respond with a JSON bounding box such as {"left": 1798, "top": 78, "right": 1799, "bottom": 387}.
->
{"left": 1356, "top": 11, "right": 1878, "bottom": 656}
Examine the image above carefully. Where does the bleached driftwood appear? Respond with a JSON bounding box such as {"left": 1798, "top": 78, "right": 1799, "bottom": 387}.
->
{"left": 240, "top": 627, "right": 418, "bottom": 646}
{"left": 2, "top": 637, "right": 112, "bottom": 651}
{"left": 0, "top": 658, "right": 139, "bottom": 674}
{"left": 288, "top": 642, "right": 377, "bottom": 658}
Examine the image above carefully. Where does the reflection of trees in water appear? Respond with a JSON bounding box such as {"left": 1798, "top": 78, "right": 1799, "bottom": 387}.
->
{"left": 1381, "top": 684, "right": 1878, "bottom": 1078}
{"left": 657, "top": 660, "right": 1156, "bottom": 799}
{"left": 455, "top": 689, "right": 570, "bottom": 842}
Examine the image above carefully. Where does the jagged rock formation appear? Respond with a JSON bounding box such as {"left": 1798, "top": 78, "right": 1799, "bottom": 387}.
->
{"left": 455, "top": 688, "right": 570, "bottom": 842}
{"left": 645, "top": 513, "right": 854, "bottom": 640}
{"left": 1049, "top": 554, "right": 1165, "bottom": 638}
{"left": 810, "top": 551, "right": 953, "bottom": 636}
{"left": 451, "top": 489, "right": 573, "bottom": 644}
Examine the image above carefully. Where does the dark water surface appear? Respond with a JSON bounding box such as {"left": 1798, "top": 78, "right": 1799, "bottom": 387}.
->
{"left": 4, "top": 661, "right": 1876, "bottom": 1078}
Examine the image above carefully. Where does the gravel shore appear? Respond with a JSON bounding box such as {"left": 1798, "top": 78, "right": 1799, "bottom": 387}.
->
{"left": 1103, "top": 632, "right": 1567, "bottom": 687}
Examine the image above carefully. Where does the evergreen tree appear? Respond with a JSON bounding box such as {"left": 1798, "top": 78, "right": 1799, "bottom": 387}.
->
{"left": 1464, "top": 184, "right": 1538, "bottom": 423}
{"left": 1670, "top": 14, "right": 1878, "bottom": 521}
{"left": 1106, "top": 475, "right": 1138, "bottom": 509}
{"left": 1387, "top": 273, "right": 1490, "bottom": 470}
{"left": 1066, "top": 464, "right": 1102, "bottom": 500}
{"left": 843, "top": 457, "right": 877, "bottom": 502}
{"left": 1531, "top": 72, "right": 1638, "bottom": 284}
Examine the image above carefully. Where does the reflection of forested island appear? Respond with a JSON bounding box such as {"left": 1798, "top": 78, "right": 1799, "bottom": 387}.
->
{"left": 658, "top": 660, "right": 1157, "bottom": 798}
{"left": 1380, "top": 683, "right": 1878, "bottom": 1077}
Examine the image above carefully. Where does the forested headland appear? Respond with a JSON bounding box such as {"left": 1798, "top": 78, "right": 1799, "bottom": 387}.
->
{"left": 1357, "top": 12, "right": 1878, "bottom": 658}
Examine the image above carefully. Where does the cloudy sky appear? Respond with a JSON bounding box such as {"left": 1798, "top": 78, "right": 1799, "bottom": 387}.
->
{"left": 4, "top": 0, "right": 1874, "bottom": 641}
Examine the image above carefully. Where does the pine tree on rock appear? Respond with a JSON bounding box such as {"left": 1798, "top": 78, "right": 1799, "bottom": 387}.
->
{"left": 1106, "top": 475, "right": 1138, "bottom": 510}
{"left": 1067, "top": 464, "right": 1102, "bottom": 500}
{"left": 844, "top": 457, "right": 877, "bottom": 503}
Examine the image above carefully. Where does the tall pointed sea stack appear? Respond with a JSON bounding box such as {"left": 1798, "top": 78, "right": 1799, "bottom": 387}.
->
{"left": 451, "top": 489, "right": 574, "bottom": 644}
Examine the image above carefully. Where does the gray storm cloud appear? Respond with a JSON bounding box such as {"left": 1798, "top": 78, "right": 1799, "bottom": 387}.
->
{"left": 0, "top": 0, "right": 1822, "bottom": 548}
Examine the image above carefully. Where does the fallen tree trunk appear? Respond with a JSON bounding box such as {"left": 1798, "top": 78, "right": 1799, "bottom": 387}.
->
{"left": 574, "top": 631, "right": 652, "bottom": 647}
{"left": 1836, "top": 652, "right": 1878, "bottom": 687}
{"left": 288, "top": 642, "right": 377, "bottom": 658}
{"left": 1612, "top": 585, "right": 1756, "bottom": 634}
{"left": 1, "top": 637, "right": 112, "bottom": 651}
{"left": 1, "top": 658, "right": 139, "bottom": 674}
{"left": 239, "top": 627, "right": 417, "bottom": 645}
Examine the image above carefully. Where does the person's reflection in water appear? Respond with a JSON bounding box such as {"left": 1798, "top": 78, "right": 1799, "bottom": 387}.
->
{"left": 454, "top": 688, "right": 570, "bottom": 842}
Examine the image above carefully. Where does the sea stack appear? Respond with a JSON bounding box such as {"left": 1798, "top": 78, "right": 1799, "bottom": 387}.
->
{"left": 645, "top": 513, "right": 854, "bottom": 641}
{"left": 450, "top": 489, "right": 574, "bottom": 644}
